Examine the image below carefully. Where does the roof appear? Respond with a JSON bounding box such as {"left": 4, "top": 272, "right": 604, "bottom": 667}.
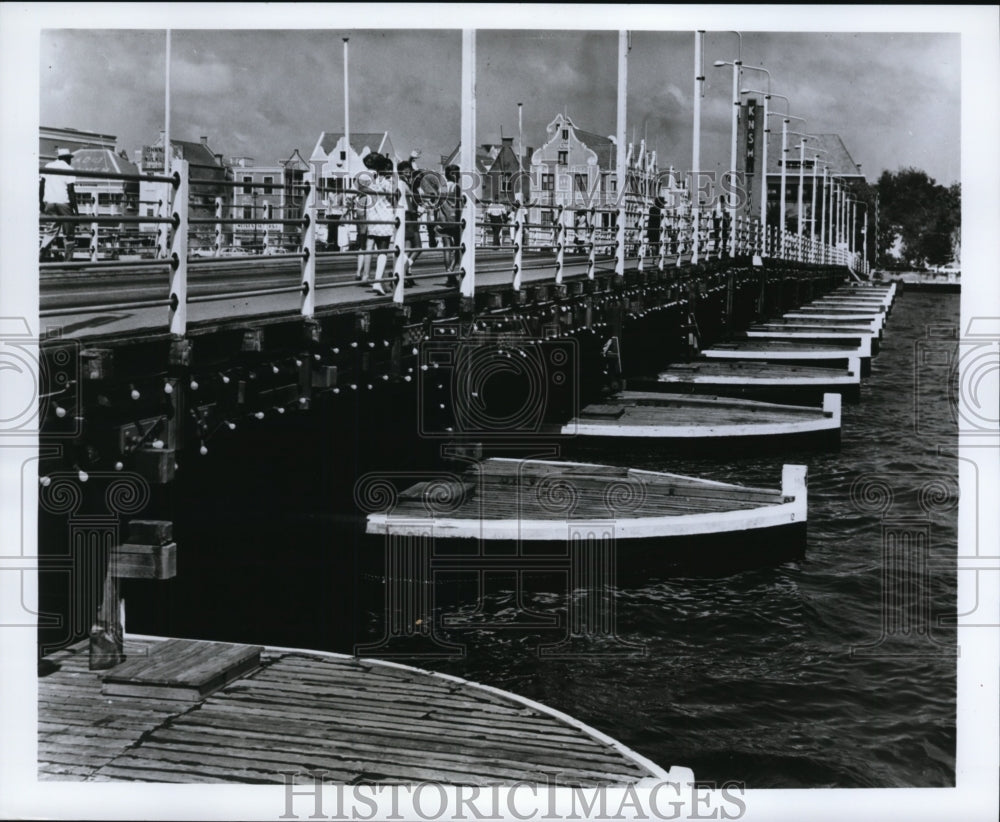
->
{"left": 70, "top": 148, "right": 140, "bottom": 177}
{"left": 573, "top": 128, "right": 616, "bottom": 168}
{"left": 767, "top": 132, "right": 864, "bottom": 179}
{"left": 442, "top": 143, "right": 493, "bottom": 174}
{"left": 316, "top": 131, "right": 390, "bottom": 157}
{"left": 170, "top": 139, "right": 222, "bottom": 168}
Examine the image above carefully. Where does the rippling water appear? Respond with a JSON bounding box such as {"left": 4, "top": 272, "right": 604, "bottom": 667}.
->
{"left": 123, "top": 289, "right": 958, "bottom": 789}
{"left": 399, "top": 290, "right": 960, "bottom": 789}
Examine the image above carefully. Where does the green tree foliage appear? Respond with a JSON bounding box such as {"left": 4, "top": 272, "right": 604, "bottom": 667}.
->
{"left": 875, "top": 168, "right": 960, "bottom": 268}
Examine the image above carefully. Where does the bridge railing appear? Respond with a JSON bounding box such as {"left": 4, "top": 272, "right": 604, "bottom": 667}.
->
{"left": 40, "top": 160, "right": 861, "bottom": 329}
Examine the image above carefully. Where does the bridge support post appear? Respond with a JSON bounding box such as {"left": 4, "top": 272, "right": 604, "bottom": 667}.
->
{"left": 554, "top": 204, "right": 565, "bottom": 284}
{"left": 301, "top": 175, "right": 317, "bottom": 317}
{"left": 167, "top": 159, "right": 189, "bottom": 337}
{"left": 512, "top": 199, "right": 524, "bottom": 291}
{"left": 586, "top": 208, "right": 597, "bottom": 280}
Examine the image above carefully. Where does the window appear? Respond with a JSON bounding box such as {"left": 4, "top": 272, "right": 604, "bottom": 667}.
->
{"left": 542, "top": 174, "right": 554, "bottom": 191}
{"left": 561, "top": 129, "right": 568, "bottom": 140}
{"left": 263, "top": 176, "right": 274, "bottom": 194}
{"left": 609, "top": 176, "right": 617, "bottom": 193}
{"left": 557, "top": 151, "right": 568, "bottom": 166}
{"left": 339, "top": 150, "right": 347, "bottom": 161}
{"left": 242, "top": 176, "right": 253, "bottom": 194}
{"left": 574, "top": 173, "right": 588, "bottom": 192}
{"left": 145, "top": 207, "right": 154, "bottom": 218}
{"left": 243, "top": 206, "right": 253, "bottom": 220}
{"left": 540, "top": 210, "right": 554, "bottom": 226}
{"left": 499, "top": 173, "right": 511, "bottom": 193}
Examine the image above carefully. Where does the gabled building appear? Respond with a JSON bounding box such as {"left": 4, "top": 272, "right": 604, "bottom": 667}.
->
{"left": 309, "top": 131, "right": 397, "bottom": 194}
{"left": 528, "top": 113, "right": 660, "bottom": 239}
{"left": 441, "top": 138, "right": 531, "bottom": 206}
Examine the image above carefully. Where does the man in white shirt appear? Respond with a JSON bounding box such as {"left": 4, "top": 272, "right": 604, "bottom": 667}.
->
{"left": 40, "top": 147, "right": 78, "bottom": 260}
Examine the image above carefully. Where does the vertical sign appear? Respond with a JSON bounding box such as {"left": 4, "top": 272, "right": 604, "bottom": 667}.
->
{"left": 744, "top": 100, "right": 758, "bottom": 175}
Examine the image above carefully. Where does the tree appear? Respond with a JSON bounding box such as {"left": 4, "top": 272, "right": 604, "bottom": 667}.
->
{"left": 875, "top": 168, "right": 960, "bottom": 268}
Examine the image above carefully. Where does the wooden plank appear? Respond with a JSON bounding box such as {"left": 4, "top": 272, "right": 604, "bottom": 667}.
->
{"left": 102, "top": 639, "right": 262, "bottom": 700}
{"left": 159, "top": 717, "right": 643, "bottom": 774}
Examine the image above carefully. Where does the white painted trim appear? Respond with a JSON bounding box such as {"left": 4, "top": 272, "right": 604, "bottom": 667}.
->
{"left": 368, "top": 495, "right": 805, "bottom": 540}
{"left": 656, "top": 373, "right": 858, "bottom": 387}
{"left": 701, "top": 346, "right": 869, "bottom": 361}
{"left": 122, "top": 633, "right": 683, "bottom": 783}
{"left": 565, "top": 417, "right": 838, "bottom": 438}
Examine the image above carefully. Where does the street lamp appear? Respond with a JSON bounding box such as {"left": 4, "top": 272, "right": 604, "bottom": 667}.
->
{"left": 806, "top": 149, "right": 827, "bottom": 259}
{"left": 692, "top": 30, "right": 705, "bottom": 264}
{"left": 847, "top": 198, "right": 868, "bottom": 272}
{"left": 713, "top": 31, "right": 742, "bottom": 257}
{"left": 768, "top": 112, "right": 804, "bottom": 257}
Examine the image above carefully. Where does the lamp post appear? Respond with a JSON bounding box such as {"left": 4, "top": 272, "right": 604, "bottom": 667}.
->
{"left": 806, "top": 149, "right": 827, "bottom": 259}
{"left": 713, "top": 31, "right": 742, "bottom": 258}
{"left": 771, "top": 113, "right": 804, "bottom": 258}
{"left": 785, "top": 132, "right": 809, "bottom": 237}
{"left": 691, "top": 30, "right": 704, "bottom": 264}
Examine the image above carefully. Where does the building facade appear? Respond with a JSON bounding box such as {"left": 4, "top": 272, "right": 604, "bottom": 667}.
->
{"left": 136, "top": 134, "right": 232, "bottom": 249}
{"left": 40, "top": 126, "right": 116, "bottom": 165}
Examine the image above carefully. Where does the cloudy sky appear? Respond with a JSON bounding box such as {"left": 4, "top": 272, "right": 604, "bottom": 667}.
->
{"left": 33, "top": 11, "right": 963, "bottom": 186}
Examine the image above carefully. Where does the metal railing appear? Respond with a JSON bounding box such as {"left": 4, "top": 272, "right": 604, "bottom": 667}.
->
{"left": 39, "top": 159, "right": 860, "bottom": 333}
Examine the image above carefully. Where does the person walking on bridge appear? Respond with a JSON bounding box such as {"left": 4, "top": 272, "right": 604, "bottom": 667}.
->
{"left": 358, "top": 152, "right": 395, "bottom": 296}
{"left": 40, "top": 147, "right": 78, "bottom": 261}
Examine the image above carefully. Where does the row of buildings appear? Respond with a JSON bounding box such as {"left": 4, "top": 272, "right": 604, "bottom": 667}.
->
{"left": 41, "top": 109, "right": 869, "bottom": 252}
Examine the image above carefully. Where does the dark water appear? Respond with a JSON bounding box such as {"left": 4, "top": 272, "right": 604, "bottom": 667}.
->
{"left": 118, "top": 289, "right": 958, "bottom": 790}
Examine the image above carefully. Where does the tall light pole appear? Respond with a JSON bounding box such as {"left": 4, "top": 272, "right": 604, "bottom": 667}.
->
{"left": 806, "top": 149, "right": 827, "bottom": 259}
{"left": 713, "top": 46, "right": 743, "bottom": 256}
{"left": 786, "top": 133, "right": 809, "bottom": 236}
{"left": 817, "top": 162, "right": 829, "bottom": 262}
{"left": 615, "top": 30, "right": 629, "bottom": 277}
{"left": 772, "top": 113, "right": 804, "bottom": 257}
{"left": 343, "top": 37, "right": 350, "bottom": 184}
{"left": 691, "top": 30, "right": 704, "bottom": 264}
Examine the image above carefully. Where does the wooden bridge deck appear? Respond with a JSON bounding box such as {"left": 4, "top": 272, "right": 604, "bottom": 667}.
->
{"left": 38, "top": 636, "right": 673, "bottom": 785}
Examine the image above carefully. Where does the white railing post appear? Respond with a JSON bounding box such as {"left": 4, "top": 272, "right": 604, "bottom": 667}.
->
{"left": 636, "top": 204, "right": 648, "bottom": 272}
{"left": 513, "top": 199, "right": 525, "bottom": 291}
{"left": 392, "top": 193, "right": 407, "bottom": 303}
{"left": 459, "top": 29, "right": 476, "bottom": 298}
{"left": 168, "top": 158, "right": 189, "bottom": 336}
{"left": 214, "top": 196, "right": 223, "bottom": 256}
{"left": 658, "top": 208, "right": 668, "bottom": 272}
{"left": 262, "top": 202, "right": 272, "bottom": 253}
{"left": 587, "top": 207, "right": 597, "bottom": 280}
{"left": 554, "top": 204, "right": 565, "bottom": 284}
{"left": 300, "top": 173, "right": 316, "bottom": 317}
{"left": 89, "top": 195, "right": 99, "bottom": 262}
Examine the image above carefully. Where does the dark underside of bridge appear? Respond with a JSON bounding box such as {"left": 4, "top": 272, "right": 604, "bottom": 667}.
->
{"left": 36, "top": 258, "right": 846, "bottom": 662}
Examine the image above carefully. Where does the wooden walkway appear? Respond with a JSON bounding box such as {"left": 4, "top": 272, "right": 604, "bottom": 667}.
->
{"left": 38, "top": 636, "right": 679, "bottom": 785}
